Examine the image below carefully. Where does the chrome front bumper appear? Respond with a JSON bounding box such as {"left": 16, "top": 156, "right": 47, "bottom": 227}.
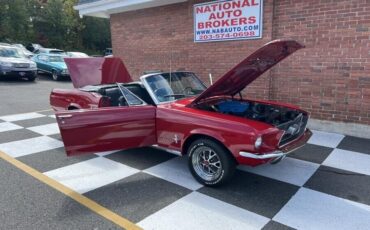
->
{"left": 239, "top": 150, "right": 285, "bottom": 159}
{"left": 239, "top": 129, "right": 313, "bottom": 161}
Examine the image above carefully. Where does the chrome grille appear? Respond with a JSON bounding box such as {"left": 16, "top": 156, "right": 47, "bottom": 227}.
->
{"left": 278, "top": 113, "right": 308, "bottom": 146}
{"left": 14, "top": 63, "right": 30, "bottom": 68}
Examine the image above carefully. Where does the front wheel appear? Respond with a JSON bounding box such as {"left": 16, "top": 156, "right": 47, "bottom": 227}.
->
{"left": 27, "top": 75, "right": 36, "bottom": 81}
{"left": 188, "top": 139, "right": 236, "bottom": 187}
{"left": 52, "top": 70, "right": 60, "bottom": 81}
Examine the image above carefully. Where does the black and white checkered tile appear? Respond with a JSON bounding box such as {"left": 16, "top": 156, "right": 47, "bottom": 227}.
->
{"left": 1, "top": 111, "right": 370, "bottom": 230}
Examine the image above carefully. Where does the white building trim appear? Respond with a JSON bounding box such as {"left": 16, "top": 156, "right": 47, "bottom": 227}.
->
{"left": 74, "top": 0, "right": 187, "bottom": 18}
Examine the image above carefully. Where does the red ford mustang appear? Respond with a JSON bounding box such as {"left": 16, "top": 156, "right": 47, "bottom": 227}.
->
{"left": 51, "top": 39, "right": 312, "bottom": 186}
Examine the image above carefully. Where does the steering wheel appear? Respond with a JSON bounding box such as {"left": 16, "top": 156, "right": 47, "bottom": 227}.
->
{"left": 154, "top": 87, "right": 168, "bottom": 96}
{"left": 183, "top": 87, "right": 193, "bottom": 95}
{"left": 154, "top": 87, "right": 171, "bottom": 102}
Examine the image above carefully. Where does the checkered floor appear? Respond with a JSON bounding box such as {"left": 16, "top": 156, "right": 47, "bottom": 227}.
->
{"left": 1, "top": 111, "right": 370, "bottom": 230}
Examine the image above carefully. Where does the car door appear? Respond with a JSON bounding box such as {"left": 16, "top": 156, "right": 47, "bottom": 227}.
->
{"left": 56, "top": 105, "right": 156, "bottom": 156}
{"left": 36, "top": 55, "right": 49, "bottom": 72}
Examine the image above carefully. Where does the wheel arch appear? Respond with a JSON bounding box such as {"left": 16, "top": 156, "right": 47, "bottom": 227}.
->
{"left": 67, "top": 103, "right": 81, "bottom": 110}
{"left": 182, "top": 133, "right": 237, "bottom": 164}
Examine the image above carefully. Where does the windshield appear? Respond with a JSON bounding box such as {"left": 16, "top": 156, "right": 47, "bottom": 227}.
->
{"left": 144, "top": 72, "right": 206, "bottom": 103}
{"left": 13, "top": 44, "right": 26, "bottom": 50}
{"left": 0, "top": 47, "right": 24, "bottom": 58}
{"left": 67, "top": 52, "right": 89, "bottom": 58}
{"left": 50, "top": 50, "right": 65, "bottom": 54}
{"left": 49, "top": 56, "right": 64, "bottom": 62}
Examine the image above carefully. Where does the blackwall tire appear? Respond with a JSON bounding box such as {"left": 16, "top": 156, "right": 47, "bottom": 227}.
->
{"left": 52, "top": 70, "right": 60, "bottom": 81}
{"left": 27, "top": 76, "right": 36, "bottom": 82}
{"left": 188, "top": 138, "right": 236, "bottom": 187}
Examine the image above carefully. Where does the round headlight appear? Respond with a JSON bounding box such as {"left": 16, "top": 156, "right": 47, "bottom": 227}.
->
{"left": 255, "top": 137, "right": 262, "bottom": 149}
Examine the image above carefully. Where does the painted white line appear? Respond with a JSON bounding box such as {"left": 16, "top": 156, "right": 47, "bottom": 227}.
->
{"left": 144, "top": 156, "right": 203, "bottom": 191}
{"left": 0, "top": 150, "right": 141, "bottom": 230}
{"left": 0, "top": 136, "right": 63, "bottom": 158}
{"left": 0, "top": 122, "right": 23, "bottom": 133}
{"left": 273, "top": 188, "right": 370, "bottom": 230}
{"left": 94, "top": 150, "right": 120, "bottom": 157}
{"left": 139, "top": 192, "right": 269, "bottom": 230}
{"left": 28, "top": 123, "right": 60, "bottom": 136}
{"left": 308, "top": 130, "right": 345, "bottom": 148}
{"left": 239, "top": 157, "right": 319, "bottom": 186}
{"left": 44, "top": 157, "right": 139, "bottom": 194}
{"left": 323, "top": 148, "right": 370, "bottom": 176}
{"left": 0, "top": 112, "right": 45, "bottom": 122}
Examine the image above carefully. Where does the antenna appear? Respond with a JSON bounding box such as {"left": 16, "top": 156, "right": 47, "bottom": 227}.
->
{"left": 209, "top": 73, "right": 213, "bottom": 85}
{"left": 169, "top": 50, "right": 172, "bottom": 87}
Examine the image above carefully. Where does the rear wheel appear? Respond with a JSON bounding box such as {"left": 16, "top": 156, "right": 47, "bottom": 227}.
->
{"left": 188, "top": 138, "right": 236, "bottom": 186}
{"left": 52, "top": 70, "right": 60, "bottom": 81}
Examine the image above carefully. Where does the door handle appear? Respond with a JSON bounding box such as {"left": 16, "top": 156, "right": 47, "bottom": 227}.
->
{"left": 58, "top": 114, "right": 73, "bottom": 119}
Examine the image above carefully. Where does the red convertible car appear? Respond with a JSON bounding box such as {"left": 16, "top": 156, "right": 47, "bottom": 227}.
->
{"left": 51, "top": 39, "right": 312, "bottom": 186}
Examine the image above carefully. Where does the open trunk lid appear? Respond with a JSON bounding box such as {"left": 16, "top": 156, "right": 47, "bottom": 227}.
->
{"left": 64, "top": 57, "right": 132, "bottom": 88}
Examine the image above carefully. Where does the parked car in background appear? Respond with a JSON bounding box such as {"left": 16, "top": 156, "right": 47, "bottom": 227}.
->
{"left": 12, "top": 44, "right": 34, "bottom": 59}
{"left": 26, "top": 43, "right": 44, "bottom": 53}
{"left": 0, "top": 45, "right": 37, "bottom": 81}
{"left": 35, "top": 48, "right": 66, "bottom": 55}
{"left": 32, "top": 54, "right": 69, "bottom": 81}
{"left": 66, "top": 52, "right": 89, "bottom": 58}
{"left": 104, "top": 48, "right": 112, "bottom": 56}
{"left": 50, "top": 39, "right": 312, "bottom": 186}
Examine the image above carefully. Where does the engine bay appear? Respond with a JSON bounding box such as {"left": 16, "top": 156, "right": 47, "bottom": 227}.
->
{"left": 196, "top": 99, "right": 304, "bottom": 128}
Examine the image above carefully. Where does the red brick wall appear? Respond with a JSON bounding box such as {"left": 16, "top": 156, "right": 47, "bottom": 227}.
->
{"left": 110, "top": 0, "right": 275, "bottom": 100}
{"left": 272, "top": 0, "right": 370, "bottom": 124}
{"left": 110, "top": 0, "right": 370, "bottom": 125}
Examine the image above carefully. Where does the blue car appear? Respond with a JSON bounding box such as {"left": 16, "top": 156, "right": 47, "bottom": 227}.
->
{"left": 32, "top": 54, "right": 69, "bottom": 81}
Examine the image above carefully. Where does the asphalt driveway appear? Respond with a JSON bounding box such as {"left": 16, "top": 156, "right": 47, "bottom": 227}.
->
{"left": 0, "top": 73, "right": 72, "bottom": 116}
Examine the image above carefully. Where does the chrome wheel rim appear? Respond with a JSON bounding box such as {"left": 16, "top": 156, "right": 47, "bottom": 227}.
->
{"left": 52, "top": 72, "right": 58, "bottom": 80}
{"left": 192, "top": 146, "right": 222, "bottom": 181}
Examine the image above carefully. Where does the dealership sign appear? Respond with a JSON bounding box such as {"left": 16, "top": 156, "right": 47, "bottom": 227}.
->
{"left": 194, "top": 0, "right": 263, "bottom": 42}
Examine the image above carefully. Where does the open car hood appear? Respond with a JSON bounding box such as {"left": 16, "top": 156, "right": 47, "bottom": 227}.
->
{"left": 64, "top": 57, "right": 132, "bottom": 88}
{"left": 191, "top": 39, "right": 304, "bottom": 105}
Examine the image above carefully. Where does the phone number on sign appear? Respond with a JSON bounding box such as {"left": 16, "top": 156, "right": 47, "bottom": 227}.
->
{"left": 198, "top": 31, "right": 256, "bottom": 40}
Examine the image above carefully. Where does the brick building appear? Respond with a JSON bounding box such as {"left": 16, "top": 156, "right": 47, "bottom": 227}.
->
{"left": 75, "top": 0, "right": 370, "bottom": 137}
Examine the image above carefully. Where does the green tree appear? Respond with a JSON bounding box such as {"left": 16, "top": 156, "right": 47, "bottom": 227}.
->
{"left": 62, "top": 0, "right": 85, "bottom": 50}
{"left": 81, "top": 16, "right": 111, "bottom": 53}
{"left": 0, "top": 0, "right": 36, "bottom": 43}
{"left": 0, "top": 0, "right": 111, "bottom": 54}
